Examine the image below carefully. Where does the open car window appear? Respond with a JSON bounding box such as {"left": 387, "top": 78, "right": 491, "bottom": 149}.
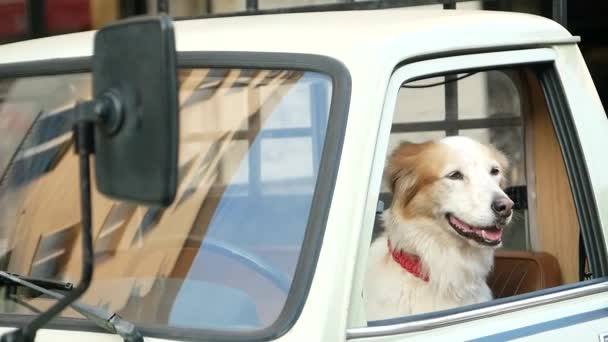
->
{"left": 362, "top": 62, "right": 595, "bottom": 326}
{"left": 0, "top": 67, "right": 333, "bottom": 333}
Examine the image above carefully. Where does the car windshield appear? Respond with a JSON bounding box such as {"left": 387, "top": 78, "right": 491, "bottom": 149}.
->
{"left": 0, "top": 67, "right": 332, "bottom": 333}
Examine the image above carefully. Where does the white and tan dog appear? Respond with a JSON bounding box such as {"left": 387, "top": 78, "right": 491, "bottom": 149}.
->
{"left": 364, "top": 136, "right": 514, "bottom": 321}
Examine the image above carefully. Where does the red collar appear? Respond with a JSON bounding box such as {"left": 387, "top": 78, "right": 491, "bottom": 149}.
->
{"left": 387, "top": 239, "right": 429, "bottom": 282}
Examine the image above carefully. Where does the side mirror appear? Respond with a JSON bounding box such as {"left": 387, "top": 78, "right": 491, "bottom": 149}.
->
{"left": 3, "top": 15, "right": 181, "bottom": 342}
{"left": 92, "top": 15, "right": 179, "bottom": 206}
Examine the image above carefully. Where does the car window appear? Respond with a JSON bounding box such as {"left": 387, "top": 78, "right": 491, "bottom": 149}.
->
{"left": 365, "top": 65, "right": 587, "bottom": 323}
{"left": 0, "top": 68, "right": 332, "bottom": 333}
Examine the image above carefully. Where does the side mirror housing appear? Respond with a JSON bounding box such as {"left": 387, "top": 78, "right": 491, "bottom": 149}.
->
{"left": 92, "top": 15, "right": 179, "bottom": 206}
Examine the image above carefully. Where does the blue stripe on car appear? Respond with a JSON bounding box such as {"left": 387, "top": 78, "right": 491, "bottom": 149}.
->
{"left": 467, "top": 308, "right": 608, "bottom": 341}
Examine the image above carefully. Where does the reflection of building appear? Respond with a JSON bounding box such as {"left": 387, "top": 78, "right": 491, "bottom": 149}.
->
{"left": 0, "top": 67, "right": 327, "bottom": 326}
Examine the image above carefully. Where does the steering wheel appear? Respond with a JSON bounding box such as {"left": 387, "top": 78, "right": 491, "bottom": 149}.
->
{"left": 202, "top": 237, "right": 292, "bottom": 294}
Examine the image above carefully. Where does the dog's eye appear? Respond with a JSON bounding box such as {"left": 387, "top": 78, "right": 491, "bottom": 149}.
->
{"left": 446, "top": 171, "right": 464, "bottom": 180}
{"left": 490, "top": 167, "right": 500, "bottom": 176}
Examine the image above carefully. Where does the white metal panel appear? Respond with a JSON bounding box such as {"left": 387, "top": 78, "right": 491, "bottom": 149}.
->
{"left": 277, "top": 49, "right": 393, "bottom": 342}
{"left": 0, "top": 327, "right": 175, "bottom": 342}
{"left": 552, "top": 44, "right": 608, "bottom": 259}
{"left": 0, "top": 8, "right": 597, "bottom": 342}
{"left": 349, "top": 289, "right": 608, "bottom": 341}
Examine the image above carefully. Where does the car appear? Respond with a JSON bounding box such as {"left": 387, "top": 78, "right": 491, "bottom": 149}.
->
{"left": 0, "top": 3, "right": 607, "bottom": 342}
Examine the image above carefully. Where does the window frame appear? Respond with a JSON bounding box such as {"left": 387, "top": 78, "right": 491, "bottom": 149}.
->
{"left": 0, "top": 52, "right": 352, "bottom": 341}
{"left": 347, "top": 47, "right": 607, "bottom": 337}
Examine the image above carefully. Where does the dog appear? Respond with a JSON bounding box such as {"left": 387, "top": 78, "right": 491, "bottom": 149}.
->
{"left": 364, "top": 136, "right": 514, "bottom": 321}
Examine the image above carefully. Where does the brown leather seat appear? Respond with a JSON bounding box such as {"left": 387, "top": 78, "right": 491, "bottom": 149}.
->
{"left": 488, "top": 250, "right": 562, "bottom": 298}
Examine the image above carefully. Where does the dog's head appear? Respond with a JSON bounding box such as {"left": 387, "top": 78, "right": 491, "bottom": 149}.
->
{"left": 385, "top": 136, "right": 513, "bottom": 248}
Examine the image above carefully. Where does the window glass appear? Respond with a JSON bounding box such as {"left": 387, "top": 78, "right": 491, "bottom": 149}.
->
{"left": 394, "top": 78, "right": 446, "bottom": 122}
{"left": 0, "top": 68, "right": 333, "bottom": 332}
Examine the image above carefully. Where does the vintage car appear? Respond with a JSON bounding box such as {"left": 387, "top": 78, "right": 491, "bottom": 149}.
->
{"left": 0, "top": 3, "right": 607, "bottom": 342}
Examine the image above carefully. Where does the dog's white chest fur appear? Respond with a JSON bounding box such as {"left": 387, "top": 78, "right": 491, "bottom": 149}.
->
{"left": 364, "top": 215, "right": 495, "bottom": 321}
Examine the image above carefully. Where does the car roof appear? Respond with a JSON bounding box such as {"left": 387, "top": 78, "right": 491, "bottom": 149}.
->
{"left": 0, "top": 8, "right": 576, "bottom": 67}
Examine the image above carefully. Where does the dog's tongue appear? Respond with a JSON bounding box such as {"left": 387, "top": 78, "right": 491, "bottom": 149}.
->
{"left": 481, "top": 228, "right": 502, "bottom": 241}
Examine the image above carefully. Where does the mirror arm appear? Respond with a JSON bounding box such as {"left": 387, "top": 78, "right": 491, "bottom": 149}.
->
{"left": 0, "top": 92, "right": 123, "bottom": 342}
{"left": 0, "top": 15, "right": 178, "bottom": 340}
{"left": 75, "top": 90, "right": 124, "bottom": 136}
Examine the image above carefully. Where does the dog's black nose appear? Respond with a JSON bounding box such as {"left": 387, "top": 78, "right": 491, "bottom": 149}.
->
{"left": 492, "top": 197, "right": 514, "bottom": 217}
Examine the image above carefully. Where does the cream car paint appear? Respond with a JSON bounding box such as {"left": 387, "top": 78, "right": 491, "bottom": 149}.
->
{"left": 0, "top": 8, "right": 606, "bottom": 342}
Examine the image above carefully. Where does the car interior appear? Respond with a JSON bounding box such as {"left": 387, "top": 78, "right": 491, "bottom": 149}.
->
{"left": 370, "top": 67, "right": 586, "bottom": 302}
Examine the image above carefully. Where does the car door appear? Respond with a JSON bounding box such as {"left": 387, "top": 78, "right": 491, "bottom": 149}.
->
{"left": 346, "top": 46, "right": 608, "bottom": 341}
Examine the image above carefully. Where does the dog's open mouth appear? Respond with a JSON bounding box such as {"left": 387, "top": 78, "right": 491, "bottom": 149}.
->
{"left": 446, "top": 214, "right": 502, "bottom": 246}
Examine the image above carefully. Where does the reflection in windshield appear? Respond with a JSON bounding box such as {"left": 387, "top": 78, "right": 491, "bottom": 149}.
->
{"left": 0, "top": 68, "right": 332, "bottom": 332}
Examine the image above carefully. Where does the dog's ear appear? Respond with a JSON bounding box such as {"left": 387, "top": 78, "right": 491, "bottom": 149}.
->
{"left": 385, "top": 141, "right": 416, "bottom": 193}
{"left": 384, "top": 141, "right": 432, "bottom": 205}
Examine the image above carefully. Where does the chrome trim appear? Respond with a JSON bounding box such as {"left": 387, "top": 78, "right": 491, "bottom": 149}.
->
{"left": 346, "top": 281, "right": 608, "bottom": 339}
{"left": 537, "top": 36, "right": 580, "bottom": 44}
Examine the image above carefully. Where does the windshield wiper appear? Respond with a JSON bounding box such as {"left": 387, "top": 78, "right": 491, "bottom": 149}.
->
{"left": 0, "top": 273, "right": 74, "bottom": 301}
{"left": 0, "top": 273, "right": 73, "bottom": 293}
{"left": 0, "top": 271, "right": 143, "bottom": 342}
